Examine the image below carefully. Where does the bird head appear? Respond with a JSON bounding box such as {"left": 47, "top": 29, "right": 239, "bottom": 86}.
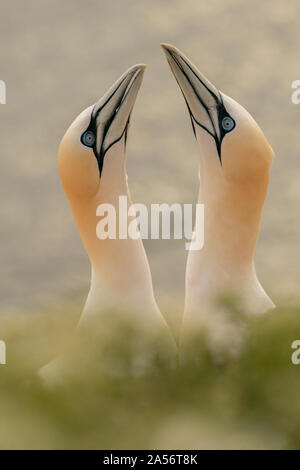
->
{"left": 58, "top": 64, "right": 145, "bottom": 199}
{"left": 161, "top": 44, "right": 274, "bottom": 193}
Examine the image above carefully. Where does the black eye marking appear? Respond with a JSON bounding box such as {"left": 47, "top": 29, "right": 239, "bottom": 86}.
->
{"left": 215, "top": 99, "right": 236, "bottom": 159}
{"left": 168, "top": 51, "right": 236, "bottom": 165}
{"left": 81, "top": 109, "right": 130, "bottom": 177}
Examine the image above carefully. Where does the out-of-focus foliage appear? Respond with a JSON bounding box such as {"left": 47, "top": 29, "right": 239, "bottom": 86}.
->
{"left": 0, "top": 303, "right": 299, "bottom": 449}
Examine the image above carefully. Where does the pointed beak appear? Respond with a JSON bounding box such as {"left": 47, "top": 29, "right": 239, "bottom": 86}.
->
{"left": 160, "top": 43, "right": 223, "bottom": 145}
{"left": 93, "top": 63, "right": 146, "bottom": 151}
{"left": 89, "top": 64, "right": 146, "bottom": 175}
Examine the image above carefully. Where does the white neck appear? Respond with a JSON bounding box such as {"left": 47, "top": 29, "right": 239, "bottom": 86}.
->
{"left": 68, "top": 140, "right": 160, "bottom": 322}
{"left": 185, "top": 161, "right": 274, "bottom": 318}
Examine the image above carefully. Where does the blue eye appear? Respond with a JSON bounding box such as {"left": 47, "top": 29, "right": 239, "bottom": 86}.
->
{"left": 222, "top": 116, "right": 235, "bottom": 132}
{"left": 82, "top": 130, "right": 95, "bottom": 147}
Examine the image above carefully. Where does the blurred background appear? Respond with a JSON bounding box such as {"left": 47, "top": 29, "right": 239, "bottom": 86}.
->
{"left": 1, "top": 0, "right": 300, "bottom": 451}
{"left": 0, "top": 0, "right": 300, "bottom": 314}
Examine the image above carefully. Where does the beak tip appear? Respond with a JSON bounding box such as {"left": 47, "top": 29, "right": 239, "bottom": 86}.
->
{"left": 160, "top": 43, "right": 169, "bottom": 53}
{"left": 135, "top": 64, "right": 147, "bottom": 78}
{"left": 128, "top": 64, "right": 147, "bottom": 78}
{"left": 160, "top": 43, "right": 178, "bottom": 55}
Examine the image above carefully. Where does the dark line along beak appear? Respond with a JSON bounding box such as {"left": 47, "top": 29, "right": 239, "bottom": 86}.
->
{"left": 87, "top": 64, "right": 146, "bottom": 175}
{"left": 161, "top": 43, "right": 232, "bottom": 161}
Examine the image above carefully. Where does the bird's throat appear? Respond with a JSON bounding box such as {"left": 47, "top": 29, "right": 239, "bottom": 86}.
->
{"left": 185, "top": 174, "right": 272, "bottom": 313}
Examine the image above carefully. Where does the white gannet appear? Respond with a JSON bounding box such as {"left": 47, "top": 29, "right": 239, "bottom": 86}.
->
{"left": 40, "top": 65, "right": 176, "bottom": 382}
{"left": 161, "top": 44, "right": 275, "bottom": 337}
{"left": 59, "top": 64, "right": 175, "bottom": 330}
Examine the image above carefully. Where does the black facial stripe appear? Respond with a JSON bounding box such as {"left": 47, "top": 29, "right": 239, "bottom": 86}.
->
{"left": 170, "top": 52, "right": 215, "bottom": 134}
{"left": 169, "top": 51, "right": 235, "bottom": 164}
{"left": 83, "top": 106, "right": 130, "bottom": 177}
{"left": 180, "top": 55, "right": 220, "bottom": 103}
{"left": 186, "top": 100, "right": 215, "bottom": 140}
{"left": 169, "top": 51, "right": 220, "bottom": 155}
{"left": 124, "top": 115, "right": 130, "bottom": 146}
{"left": 104, "top": 117, "right": 130, "bottom": 158}
{"left": 86, "top": 73, "right": 137, "bottom": 176}
{"left": 92, "top": 75, "right": 128, "bottom": 121}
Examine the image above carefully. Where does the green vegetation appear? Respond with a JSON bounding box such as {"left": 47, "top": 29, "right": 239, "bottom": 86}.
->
{"left": 0, "top": 303, "right": 300, "bottom": 449}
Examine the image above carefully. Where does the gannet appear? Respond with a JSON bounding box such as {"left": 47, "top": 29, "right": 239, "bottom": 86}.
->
{"left": 161, "top": 44, "right": 275, "bottom": 337}
{"left": 40, "top": 65, "right": 176, "bottom": 382}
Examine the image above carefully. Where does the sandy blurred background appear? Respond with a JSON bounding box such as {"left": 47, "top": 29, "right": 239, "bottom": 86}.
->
{"left": 0, "top": 0, "right": 299, "bottom": 315}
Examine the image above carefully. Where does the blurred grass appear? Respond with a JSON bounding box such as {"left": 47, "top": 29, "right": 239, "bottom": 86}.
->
{"left": 1, "top": 0, "right": 299, "bottom": 450}
{"left": 0, "top": 302, "right": 300, "bottom": 449}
